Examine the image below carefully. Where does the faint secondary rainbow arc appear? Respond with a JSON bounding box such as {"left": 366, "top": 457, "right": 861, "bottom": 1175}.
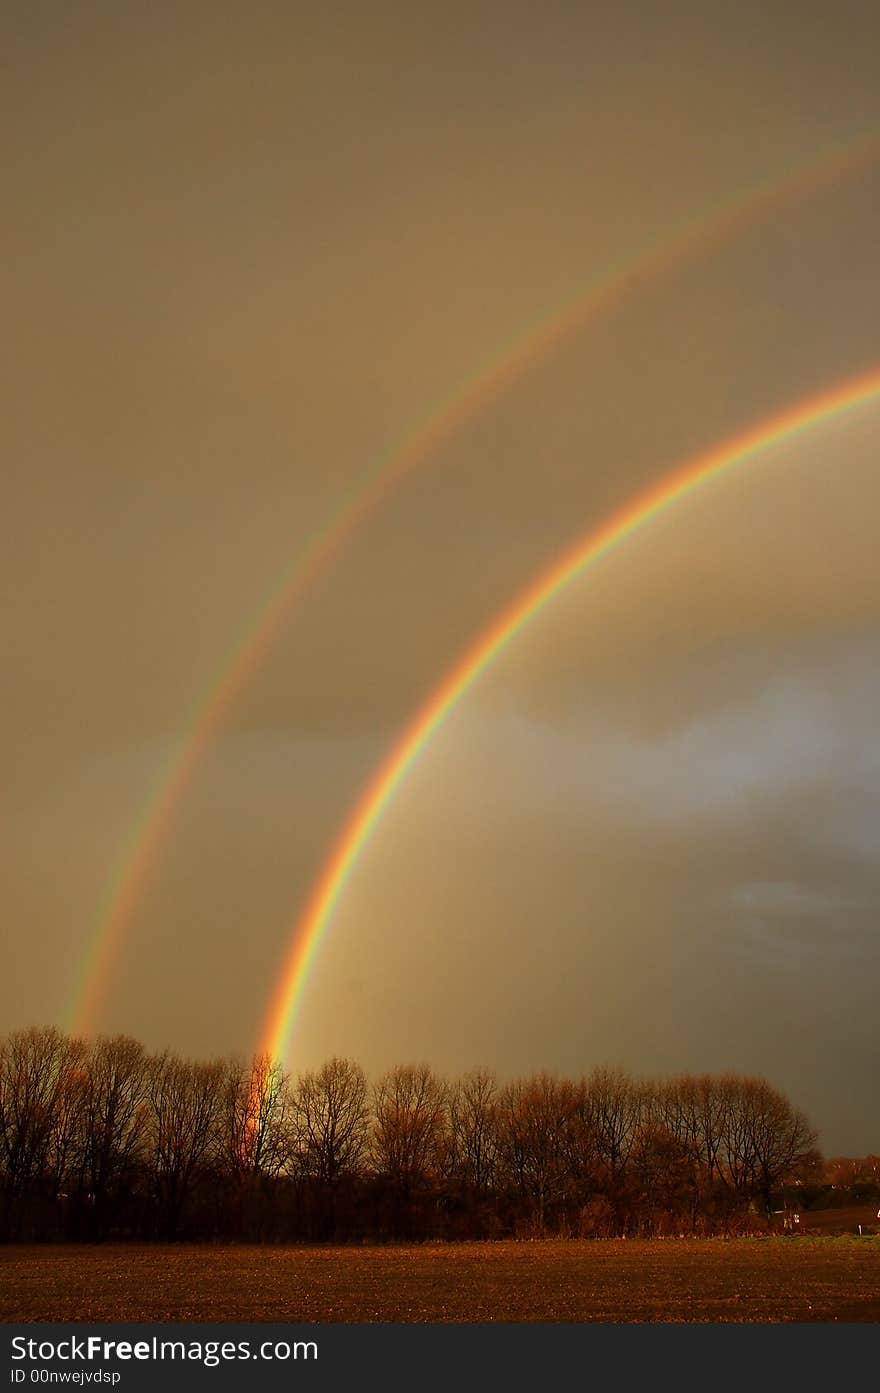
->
{"left": 262, "top": 367, "right": 880, "bottom": 1064}
{"left": 69, "top": 131, "right": 880, "bottom": 1037}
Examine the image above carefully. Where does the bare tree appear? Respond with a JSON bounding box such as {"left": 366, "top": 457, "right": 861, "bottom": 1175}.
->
{"left": 146, "top": 1053, "right": 224, "bottom": 1237}
{"left": 584, "top": 1067, "right": 642, "bottom": 1185}
{"left": 495, "top": 1073, "right": 576, "bottom": 1231}
{"left": 295, "top": 1057, "right": 369, "bottom": 1188}
{"left": 447, "top": 1068, "right": 499, "bottom": 1194}
{"left": 735, "top": 1076, "right": 820, "bottom": 1217}
{"left": 215, "top": 1054, "right": 296, "bottom": 1183}
{"left": 0, "top": 1027, "right": 84, "bottom": 1235}
{"left": 558, "top": 1078, "right": 601, "bottom": 1205}
{"left": 630, "top": 1120, "right": 699, "bottom": 1233}
{"left": 371, "top": 1064, "right": 448, "bottom": 1196}
{"left": 73, "top": 1035, "right": 149, "bottom": 1236}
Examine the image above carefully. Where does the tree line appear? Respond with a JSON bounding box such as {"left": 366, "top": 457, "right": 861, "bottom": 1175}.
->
{"left": 0, "top": 1027, "right": 824, "bottom": 1242}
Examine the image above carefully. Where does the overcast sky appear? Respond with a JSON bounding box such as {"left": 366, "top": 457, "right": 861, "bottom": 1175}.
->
{"left": 3, "top": 1, "right": 879, "bottom": 1153}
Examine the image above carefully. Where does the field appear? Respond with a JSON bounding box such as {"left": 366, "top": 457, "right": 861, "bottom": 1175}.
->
{"left": 2, "top": 1238, "right": 879, "bottom": 1322}
{"left": 798, "top": 1204, "right": 878, "bottom": 1235}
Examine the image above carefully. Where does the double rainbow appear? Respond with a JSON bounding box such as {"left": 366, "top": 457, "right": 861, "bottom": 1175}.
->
{"left": 262, "top": 366, "right": 880, "bottom": 1063}
{"left": 69, "top": 132, "right": 880, "bottom": 1038}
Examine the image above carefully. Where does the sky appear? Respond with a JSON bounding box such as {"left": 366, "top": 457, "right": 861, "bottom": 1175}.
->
{"left": 3, "top": 1, "right": 879, "bottom": 1153}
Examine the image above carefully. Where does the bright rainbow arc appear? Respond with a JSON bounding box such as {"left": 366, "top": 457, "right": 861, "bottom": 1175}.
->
{"left": 262, "top": 366, "right": 880, "bottom": 1065}
{"left": 70, "top": 131, "right": 880, "bottom": 1037}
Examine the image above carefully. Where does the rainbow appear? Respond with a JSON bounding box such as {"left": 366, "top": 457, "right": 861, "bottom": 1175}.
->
{"left": 69, "top": 132, "right": 880, "bottom": 1037}
{"left": 262, "top": 366, "right": 880, "bottom": 1064}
